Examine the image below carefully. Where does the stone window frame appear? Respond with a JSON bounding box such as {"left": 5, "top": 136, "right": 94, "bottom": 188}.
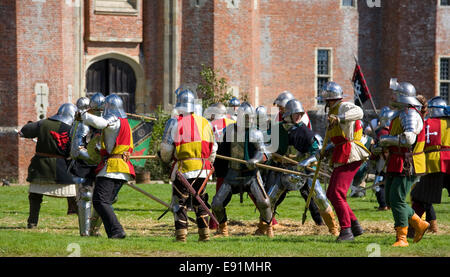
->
{"left": 315, "top": 48, "right": 333, "bottom": 106}
{"left": 438, "top": 56, "right": 450, "bottom": 104}
{"left": 341, "top": 0, "right": 357, "bottom": 8}
{"left": 439, "top": 0, "right": 450, "bottom": 6}
{"left": 94, "top": 0, "right": 140, "bottom": 16}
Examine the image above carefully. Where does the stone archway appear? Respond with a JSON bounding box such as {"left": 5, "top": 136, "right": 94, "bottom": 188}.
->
{"left": 84, "top": 52, "right": 146, "bottom": 113}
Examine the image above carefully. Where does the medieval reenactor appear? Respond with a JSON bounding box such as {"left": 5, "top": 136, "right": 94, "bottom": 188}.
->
{"left": 379, "top": 78, "right": 430, "bottom": 247}
{"left": 228, "top": 97, "right": 241, "bottom": 121}
{"left": 159, "top": 89, "right": 217, "bottom": 242}
{"left": 205, "top": 103, "right": 235, "bottom": 230}
{"left": 263, "top": 99, "right": 339, "bottom": 236}
{"left": 69, "top": 93, "right": 106, "bottom": 236}
{"left": 81, "top": 94, "right": 135, "bottom": 239}
{"left": 211, "top": 102, "right": 274, "bottom": 237}
{"left": 370, "top": 107, "right": 396, "bottom": 211}
{"left": 20, "top": 103, "right": 78, "bottom": 229}
{"left": 409, "top": 96, "right": 450, "bottom": 234}
{"left": 318, "top": 81, "right": 370, "bottom": 242}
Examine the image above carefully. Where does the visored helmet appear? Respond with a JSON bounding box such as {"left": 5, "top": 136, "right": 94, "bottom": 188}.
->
{"left": 50, "top": 103, "right": 77, "bottom": 125}
{"left": 89, "top": 92, "right": 106, "bottom": 115}
{"left": 76, "top": 97, "right": 90, "bottom": 113}
{"left": 318, "top": 82, "right": 344, "bottom": 101}
{"left": 428, "top": 96, "right": 449, "bottom": 118}
{"left": 273, "top": 91, "right": 294, "bottom": 108}
{"left": 104, "top": 94, "right": 126, "bottom": 118}
{"left": 236, "top": 102, "right": 255, "bottom": 128}
{"left": 283, "top": 99, "right": 304, "bottom": 120}
{"left": 204, "top": 103, "right": 227, "bottom": 121}
{"left": 175, "top": 89, "right": 196, "bottom": 114}
{"left": 389, "top": 78, "right": 421, "bottom": 107}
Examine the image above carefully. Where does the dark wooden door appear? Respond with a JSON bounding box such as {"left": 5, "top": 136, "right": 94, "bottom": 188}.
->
{"left": 86, "top": 58, "right": 136, "bottom": 113}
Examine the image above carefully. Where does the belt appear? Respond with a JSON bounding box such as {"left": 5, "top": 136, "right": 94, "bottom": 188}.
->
{"left": 108, "top": 151, "right": 131, "bottom": 163}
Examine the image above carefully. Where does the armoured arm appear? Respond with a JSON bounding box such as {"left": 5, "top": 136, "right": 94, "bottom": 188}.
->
{"left": 159, "top": 118, "right": 176, "bottom": 163}
{"left": 247, "top": 129, "right": 267, "bottom": 169}
{"left": 20, "top": 120, "right": 41, "bottom": 139}
{"left": 81, "top": 112, "right": 116, "bottom": 130}
{"left": 379, "top": 109, "right": 423, "bottom": 147}
{"left": 70, "top": 122, "right": 91, "bottom": 160}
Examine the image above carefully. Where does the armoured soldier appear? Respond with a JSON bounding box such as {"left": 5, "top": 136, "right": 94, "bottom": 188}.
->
{"left": 379, "top": 78, "right": 430, "bottom": 247}
{"left": 81, "top": 94, "right": 135, "bottom": 239}
{"left": 319, "top": 82, "right": 370, "bottom": 242}
{"left": 228, "top": 97, "right": 241, "bottom": 121}
{"left": 70, "top": 93, "right": 105, "bottom": 236}
{"left": 160, "top": 89, "right": 217, "bottom": 242}
{"left": 20, "top": 103, "right": 77, "bottom": 229}
{"left": 273, "top": 91, "right": 294, "bottom": 122}
{"left": 409, "top": 96, "right": 450, "bottom": 235}
{"left": 263, "top": 99, "right": 339, "bottom": 236}
{"left": 211, "top": 102, "right": 274, "bottom": 237}
{"left": 370, "top": 107, "right": 396, "bottom": 211}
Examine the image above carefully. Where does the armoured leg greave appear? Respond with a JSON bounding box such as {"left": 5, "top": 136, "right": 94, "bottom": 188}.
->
{"left": 89, "top": 208, "right": 103, "bottom": 236}
{"left": 250, "top": 180, "right": 272, "bottom": 224}
{"left": 306, "top": 178, "right": 330, "bottom": 212}
{"left": 77, "top": 185, "right": 93, "bottom": 236}
{"left": 211, "top": 183, "right": 232, "bottom": 224}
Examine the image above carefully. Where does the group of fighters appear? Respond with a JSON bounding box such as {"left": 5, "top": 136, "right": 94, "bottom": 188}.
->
{"left": 19, "top": 78, "right": 449, "bottom": 247}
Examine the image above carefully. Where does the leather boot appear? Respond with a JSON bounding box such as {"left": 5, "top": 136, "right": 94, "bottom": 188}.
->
{"left": 198, "top": 228, "right": 210, "bottom": 242}
{"left": 259, "top": 221, "right": 274, "bottom": 238}
{"left": 319, "top": 208, "right": 339, "bottom": 236}
{"left": 216, "top": 222, "right": 229, "bottom": 237}
{"left": 392, "top": 227, "right": 409, "bottom": 247}
{"left": 336, "top": 228, "right": 354, "bottom": 242}
{"left": 428, "top": 220, "right": 438, "bottom": 233}
{"left": 254, "top": 220, "right": 265, "bottom": 236}
{"left": 409, "top": 214, "right": 430, "bottom": 243}
{"left": 406, "top": 226, "right": 415, "bottom": 239}
{"left": 175, "top": 229, "right": 188, "bottom": 242}
{"left": 351, "top": 220, "right": 364, "bottom": 237}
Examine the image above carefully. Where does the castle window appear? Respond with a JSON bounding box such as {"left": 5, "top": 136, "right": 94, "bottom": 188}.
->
{"left": 342, "top": 0, "right": 355, "bottom": 7}
{"left": 440, "top": 57, "right": 450, "bottom": 104}
{"left": 441, "top": 0, "right": 450, "bottom": 6}
{"left": 95, "top": 0, "right": 138, "bottom": 15}
{"left": 317, "top": 49, "right": 332, "bottom": 105}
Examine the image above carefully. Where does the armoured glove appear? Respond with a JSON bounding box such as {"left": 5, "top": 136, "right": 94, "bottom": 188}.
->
{"left": 246, "top": 159, "right": 258, "bottom": 170}
{"left": 298, "top": 155, "right": 317, "bottom": 168}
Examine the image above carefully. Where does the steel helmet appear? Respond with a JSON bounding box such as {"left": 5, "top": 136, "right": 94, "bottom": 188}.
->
{"left": 273, "top": 91, "right": 294, "bottom": 107}
{"left": 50, "top": 103, "right": 77, "bottom": 126}
{"left": 283, "top": 99, "right": 305, "bottom": 120}
{"left": 379, "top": 108, "right": 396, "bottom": 129}
{"left": 175, "top": 89, "right": 196, "bottom": 114}
{"left": 236, "top": 102, "right": 255, "bottom": 128}
{"left": 204, "top": 103, "right": 227, "bottom": 121}
{"left": 428, "top": 96, "right": 448, "bottom": 118}
{"left": 104, "top": 94, "right": 127, "bottom": 118}
{"left": 76, "top": 97, "right": 90, "bottom": 113}
{"left": 389, "top": 78, "right": 422, "bottom": 107}
{"left": 255, "top": 105, "right": 269, "bottom": 127}
{"left": 89, "top": 92, "right": 106, "bottom": 115}
{"left": 229, "top": 97, "right": 241, "bottom": 107}
{"left": 318, "top": 82, "right": 344, "bottom": 101}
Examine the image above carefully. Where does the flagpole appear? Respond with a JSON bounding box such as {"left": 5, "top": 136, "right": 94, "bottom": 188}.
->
{"left": 354, "top": 54, "right": 379, "bottom": 118}
{"left": 350, "top": 78, "right": 378, "bottom": 138}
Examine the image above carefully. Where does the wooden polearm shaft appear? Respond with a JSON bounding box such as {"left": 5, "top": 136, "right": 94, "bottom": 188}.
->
{"left": 126, "top": 113, "right": 157, "bottom": 121}
{"left": 271, "top": 152, "right": 330, "bottom": 179}
{"left": 126, "top": 182, "right": 170, "bottom": 208}
{"left": 215, "top": 154, "right": 310, "bottom": 177}
{"left": 130, "top": 155, "right": 158, "bottom": 160}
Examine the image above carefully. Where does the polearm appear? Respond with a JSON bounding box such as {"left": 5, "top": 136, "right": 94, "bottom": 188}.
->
{"left": 271, "top": 152, "right": 331, "bottom": 179}
{"left": 215, "top": 154, "right": 311, "bottom": 178}
{"left": 126, "top": 182, "right": 171, "bottom": 208}
{"left": 126, "top": 113, "right": 157, "bottom": 121}
{"left": 302, "top": 124, "right": 330, "bottom": 225}
{"left": 130, "top": 155, "right": 158, "bottom": 160}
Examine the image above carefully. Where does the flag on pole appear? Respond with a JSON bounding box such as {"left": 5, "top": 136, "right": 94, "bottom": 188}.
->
{"left": 352, "top": 63, "right": 371, "bottom": 107}
{"left": 128, "top": 118, "right": 154, "bottom": 168}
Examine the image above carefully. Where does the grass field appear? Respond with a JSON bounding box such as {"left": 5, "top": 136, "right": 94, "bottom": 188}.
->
{"left": 0, "top": 182, "right": 449, "bottom": 257}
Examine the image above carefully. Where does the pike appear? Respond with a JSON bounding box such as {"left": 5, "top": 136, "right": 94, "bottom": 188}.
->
{"left": 215, "top": 154, "right": 311, "bottom": 177}
{"left": 126, "top": 113, "right": 157, "bottom": 121}
{"left": 176, "top": 171, "right": 219, "bottom": 226}
{"left": 271, "top": 152, "right": 330, "bottom": 179}
{"left": 302, "top": 124, "right": 330, "bottom": 225}
{"left": 126, "top": 181, "right": 196, "bottom": 223}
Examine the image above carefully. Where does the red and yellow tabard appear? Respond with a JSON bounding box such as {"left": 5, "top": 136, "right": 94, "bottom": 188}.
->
{"left": 423, "top": 117, "right": 450, "bottom": 174}
{"left": 96, "top": 118, "right": 135, "bottom": 178}
{"left": 387, "top": 108, "right": 426, "bottom": 175}
{"left": 174, "top": 113, "right": 214, "bottom": 173}
{"left": 212, "top": 117, "right": 235, "bottom": 140}
{"left": 328, "top": 102, "right": 369, "bottom": 165}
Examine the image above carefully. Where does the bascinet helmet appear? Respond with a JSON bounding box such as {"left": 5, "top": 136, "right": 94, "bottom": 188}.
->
{"left": 104, "top": 94, "right": 127, "bottom": 118}
{"left": 50, "top": 103, "right": 77, "bottom": 125}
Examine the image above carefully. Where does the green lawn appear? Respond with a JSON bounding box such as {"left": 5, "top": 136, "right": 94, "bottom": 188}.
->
{"left": 0, "top": 183, "right": 449, "bottom": 257}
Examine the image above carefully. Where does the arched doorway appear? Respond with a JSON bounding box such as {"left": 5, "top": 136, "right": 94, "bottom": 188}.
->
{"left": 86, "top": 58, "right": 136, "bottom": 113}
